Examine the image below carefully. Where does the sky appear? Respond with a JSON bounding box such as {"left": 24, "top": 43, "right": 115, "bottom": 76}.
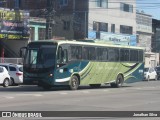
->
{"left": 137, "top": 0, "right": 160, "bottom": 19}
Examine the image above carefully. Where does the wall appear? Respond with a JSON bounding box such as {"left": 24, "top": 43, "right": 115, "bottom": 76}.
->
{"left": 88, "top": 0, "right": 136, "bottom": 34}
{"left": 3, "top": 40, "right": 28, "bottom": 56}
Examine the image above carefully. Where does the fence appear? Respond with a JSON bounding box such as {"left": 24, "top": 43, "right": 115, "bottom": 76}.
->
{"left": 0, "top": 58, "right": 22, "bottom": 64}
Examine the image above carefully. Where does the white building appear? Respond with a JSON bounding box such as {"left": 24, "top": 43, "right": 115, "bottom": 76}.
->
{"left": 136, "top": 12, "right": 159, "bottom": 67}
{"left": 88, "top": 0, "right": 136, "bottom": 37}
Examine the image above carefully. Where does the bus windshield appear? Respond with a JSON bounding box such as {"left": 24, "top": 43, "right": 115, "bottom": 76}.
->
{"left": 24, "top": 45, "right": 57, "bottom": 69}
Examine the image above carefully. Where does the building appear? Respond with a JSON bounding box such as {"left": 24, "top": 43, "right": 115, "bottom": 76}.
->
{"left": 51, "top": 0, "right": 88, "bottom": 39}
{"left": 152, "top": 19, "right": 160, "bottom": 52}
{"left": 88, "top": 0, "right": 137, "bottom": 45}
{"left": 29, "top": 17, "right": 46, "bottom": 41}
{"left": 136, "top": 11, "right": 159, "bottom": 67}
{"left": 0, "top": 0, "right": 47, "bottom": 58}
{"left": 152, "top": 19, "right": 160, "bottom": 66}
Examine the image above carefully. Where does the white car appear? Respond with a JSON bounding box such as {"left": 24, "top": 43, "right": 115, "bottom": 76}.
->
{"left": 0, "top": 63, "right": 23, "bottom": 85}
{"left": 0, "top": 66, "right": 10, "bottom": 87}
{"left": 144, "top": 67, "right": 157, "bottom": 81}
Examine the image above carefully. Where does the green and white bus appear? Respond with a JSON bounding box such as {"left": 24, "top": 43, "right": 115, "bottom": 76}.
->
{"left": 21, "top": 40, "right": 144, "bottom": 90}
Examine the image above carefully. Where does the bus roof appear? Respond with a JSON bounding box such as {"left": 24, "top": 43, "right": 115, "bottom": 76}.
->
{"left": 30, "top": 39, "right": 144, "bottom": 50}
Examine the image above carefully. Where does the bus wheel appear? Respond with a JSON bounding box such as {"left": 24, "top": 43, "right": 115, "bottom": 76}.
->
{"left": 89, "top": 84, "right": 101, "bottom": 88}
{"left": 69, "top": 75, "right": 79, "bottom": 90}
{"left": 110, "top": 74, "right": 123, "bottom": 88}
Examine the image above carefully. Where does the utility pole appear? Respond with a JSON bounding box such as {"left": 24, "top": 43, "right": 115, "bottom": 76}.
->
{"left": 14, "top": 0, "right": 20, "bottom": 21}
{"left": 46, "top": 0, "right": 55, "bottom": 39}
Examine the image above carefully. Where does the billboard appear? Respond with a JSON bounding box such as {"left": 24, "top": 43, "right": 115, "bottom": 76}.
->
{"left": 0, "top": 8, "right": 30, "bottom": 40}
{"left": 100, "top": 32, "right": 137, "bottom": 46}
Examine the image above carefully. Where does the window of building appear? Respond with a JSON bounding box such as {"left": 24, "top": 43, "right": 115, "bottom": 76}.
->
{"left": 59, "top": 0, "right": 68, "bottom": 6}
{"left": 30, "top": 27, "right": 35, "bottom": 41}
{"left": 38, "top": 28, "right": 46, "bottom": 40}
{"left": 111, "top": 24, "right": 115, "bottom": 33}
{"left": 99, "top": 22, "right": 108, "bottom": 32}
{"left": 63, "top": 21, "right": 70, "bottom": 30}
{"left": 96, "top": 0, "right": 108, "bottom": 8}
{"left": 120, "top": 25, "right": 133, "bottom": 34}
{"left": 93, "top": 21, "right": 108, "bottom": 32}
{"left": 120, "top": 3, "right": 133, "bottom": 13}
{"left": 93, "top": 22, "right": 99, "bottom": 31}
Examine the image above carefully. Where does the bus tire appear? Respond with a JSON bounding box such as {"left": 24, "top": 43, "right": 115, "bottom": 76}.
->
{"left": 110, "top": 74, "right": 124, "bottom": 88}
{"left": 89, "top": 84, "right": 101, "bottom": 88}
{"left": 69, "top": 75, "right": 79, "bottom": 90}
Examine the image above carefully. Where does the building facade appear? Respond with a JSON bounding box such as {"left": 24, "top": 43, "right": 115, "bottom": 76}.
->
{"left": 136, "top": 12, "right": 159, "bottom": 67}
{"left": 88, "top": 0, "right": 136, "bottom": 45}
{"left": 152, "top": 19, "right": 160, "bottom": 66}
{"left": 51, "top": 0, "right": 88, "bottom": 39}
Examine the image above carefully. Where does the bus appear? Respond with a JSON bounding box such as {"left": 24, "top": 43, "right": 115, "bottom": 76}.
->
{"left": 20, "top": 40, "right": 144, "bottom": 90}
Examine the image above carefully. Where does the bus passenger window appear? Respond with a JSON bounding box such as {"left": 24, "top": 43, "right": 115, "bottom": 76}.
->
{"left": 70, "top": 46, "right": 82, "bottom": 60}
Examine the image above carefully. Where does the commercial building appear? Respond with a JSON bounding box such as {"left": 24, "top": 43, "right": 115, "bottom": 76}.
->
{"left": 88, "top": 0, "right": 137, "bottom": 45}
{"left": 136, "top": 11, "right": 159, "bottom": 67}
{"left": 152, "top": 19, "right": 160, "bottom": 66}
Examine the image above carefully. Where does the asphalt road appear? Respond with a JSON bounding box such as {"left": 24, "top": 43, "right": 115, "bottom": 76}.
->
{"left": 0, "top": 80, "right": 160, "bottom": 120}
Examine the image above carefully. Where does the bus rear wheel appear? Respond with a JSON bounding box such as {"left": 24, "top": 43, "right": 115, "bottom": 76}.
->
{"left": 110, "top": 74, "right": 124, "bottom": 88}
{"left": 89, "top": 84, "right": 101, "bottom": 88}
{"left": 69, "top": 75, "right": 79, "bottom": 90}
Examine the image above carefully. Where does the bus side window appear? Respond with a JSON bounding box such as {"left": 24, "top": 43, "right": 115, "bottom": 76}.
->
{"left": 57, "top": 47, "right": 62, "bottom": 63}
{"left": 63, "top": 49, "right": 68, "bottom": 63}
{"left": 57, "top": 46, "right": 68, "bottom": 64}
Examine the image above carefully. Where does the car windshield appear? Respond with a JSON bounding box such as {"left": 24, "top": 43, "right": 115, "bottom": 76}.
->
{"left": 144, "top": 68, "right": 149, "bottom": 72}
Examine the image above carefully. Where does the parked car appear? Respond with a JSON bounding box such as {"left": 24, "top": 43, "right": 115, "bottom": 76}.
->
{"left": 0, "top": 66, "right": 11, "bottom": 87}
{"left": 0, "top": 63, "right": 23, "bottom": 85}
{"left": 155, "top": 66, "right": 160, "bottom": 80}
{"left": 144, "top": 67, "right": 157, "bottom": 81}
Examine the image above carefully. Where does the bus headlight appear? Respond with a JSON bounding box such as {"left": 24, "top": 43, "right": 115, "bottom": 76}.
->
{"left": 49, "top": 74, "right": 53, "bottom": 77}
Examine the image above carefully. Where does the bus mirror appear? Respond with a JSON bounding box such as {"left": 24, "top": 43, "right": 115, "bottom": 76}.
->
{"left": 20, "top": 47, "right": 27, "bottom": 58}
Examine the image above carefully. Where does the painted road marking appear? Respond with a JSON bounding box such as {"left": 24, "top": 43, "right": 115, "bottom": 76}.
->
{"left": 5, "top": 96, "right": 14, "bottom": 99}
{"left": 60, "top": 92, "right": 68, "bottom": 95}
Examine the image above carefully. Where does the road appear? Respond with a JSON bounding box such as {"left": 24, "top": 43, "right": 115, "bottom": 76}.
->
{"left": 0, "top": 80, "right": 160, "bottom": 120}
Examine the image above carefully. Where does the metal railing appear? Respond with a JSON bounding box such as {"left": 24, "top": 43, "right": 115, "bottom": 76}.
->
{"left": 0, "top": 58, "right": 22, "bottom": 64}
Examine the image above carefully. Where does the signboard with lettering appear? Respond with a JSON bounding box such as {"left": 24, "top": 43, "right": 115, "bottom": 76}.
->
{"left": 100, "top": 32, "right": 137, "bottom": 46}
{"left": 0, "top": 8, "right": 30, "bottom": 40}
{"left": 0, "top": 20, "right": 29, "bottom": 40}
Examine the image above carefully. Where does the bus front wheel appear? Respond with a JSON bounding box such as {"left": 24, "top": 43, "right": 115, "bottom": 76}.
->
{"left": 69, "top": 75, "right": 79, "bottom": 90}
{"left": 110, "top": 74, "right": 124, "bottom": 88}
